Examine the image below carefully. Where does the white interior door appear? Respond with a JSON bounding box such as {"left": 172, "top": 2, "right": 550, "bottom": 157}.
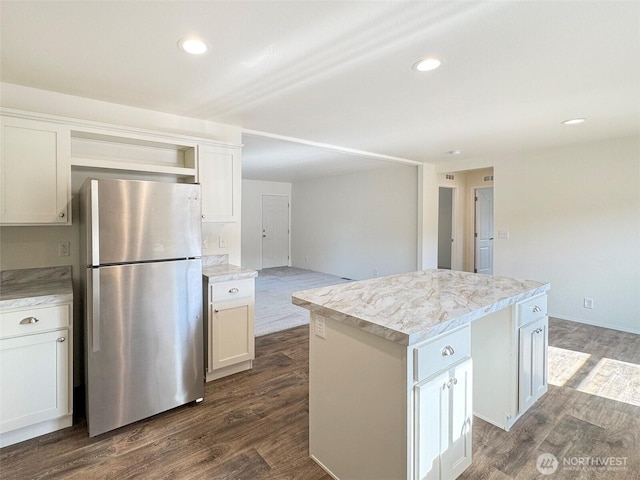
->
{"left": 262, "top": 194, "right": 289, "bottom": 268}
{"left": 474, "top": 187, "right": 494, "bottom": 275}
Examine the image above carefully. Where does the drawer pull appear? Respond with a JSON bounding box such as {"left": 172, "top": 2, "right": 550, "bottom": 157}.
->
{"left": 532, "top": 305, "right": 542, "bottom": 313}
{"left": 57, "top": 337, "right": 66, "bottom": 343}
{"left": 20, "top": 317, "right": 39, "bottom": 325}
{"left": 441, "top": 345, "right": 455, "bottom": 357}
{"left": 229, "top": 287, "right": 239, "bottom": 294}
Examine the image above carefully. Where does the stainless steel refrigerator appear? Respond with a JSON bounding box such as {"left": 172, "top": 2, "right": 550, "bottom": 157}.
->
{"left": 80, "top": 178, "right": 204, "bottom": 437}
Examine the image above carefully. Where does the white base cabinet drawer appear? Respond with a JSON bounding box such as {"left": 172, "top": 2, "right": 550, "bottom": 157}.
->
{"left": 517, "top": 294, "right": 547, "bottom": 327}
{"left": 211, "top": 278, "right": 254, "bottom": 303}
{"left": 0, "top": 304, "right": 71, "bottom": 338}
{"left": 414, "top": 326, "right": 470, "bottom": 382}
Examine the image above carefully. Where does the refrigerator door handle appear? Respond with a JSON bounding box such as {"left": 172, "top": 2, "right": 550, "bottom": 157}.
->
{"left": 90, "top": 179, "right": 100, "bottom": 266}
{"left": 90, "top": 268, "right": 101, "bottom": 352}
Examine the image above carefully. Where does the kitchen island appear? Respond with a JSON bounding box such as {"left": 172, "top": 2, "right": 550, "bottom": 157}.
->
{"left": 293, "top": 269, "right": 550, "bottom": 480}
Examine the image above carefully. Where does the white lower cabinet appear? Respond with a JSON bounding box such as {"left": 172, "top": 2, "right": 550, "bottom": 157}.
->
{"left": 415, "top": 358, "right": 473, "bottom": 480}
{"left": 0, "top": 303, "right": 73, "bottom": 447}
{"left": 519, "top": 316, "right": 548, "bottom": 412}
{"left": 204, "top": 278, "right": 255, "bottom": 381}
{"left": 471, "top": 293, "right": 548, "bottom": 431}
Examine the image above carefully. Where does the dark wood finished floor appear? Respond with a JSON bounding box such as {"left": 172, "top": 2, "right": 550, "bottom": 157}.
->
{"left": 1, "top": 318, "right": 639, "bottom": 479}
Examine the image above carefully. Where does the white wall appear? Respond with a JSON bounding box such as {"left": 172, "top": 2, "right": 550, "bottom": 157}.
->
{"left": 292, "top": 165, "right": 418, "bottom": 280}
{"left": 439, "top": 136, "right": 640, "bottom": 333}
{"left": 241, "top": 179, "right": 292, "bottom": 270}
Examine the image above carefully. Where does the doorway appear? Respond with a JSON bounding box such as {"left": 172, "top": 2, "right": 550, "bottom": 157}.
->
{"left": 474, "top": 187, "right": 494, "bottom": 275}
{"left": 438, "top": 187, "right": 455, "bottom": 269}
{"left": 261, "top": 194, "right": 289, "bottom": 268}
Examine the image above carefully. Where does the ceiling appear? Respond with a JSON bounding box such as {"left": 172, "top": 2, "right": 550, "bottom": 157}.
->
{"left": 1, "top": 1, "right": 638, "bottom": 182}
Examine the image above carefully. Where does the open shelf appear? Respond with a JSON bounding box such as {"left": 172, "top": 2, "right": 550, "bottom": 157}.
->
{"left": 70, "top": 129, "right": 198, "bottom": 180}
{"left": 70, "top": 157, "right": 197, "bottom": 179}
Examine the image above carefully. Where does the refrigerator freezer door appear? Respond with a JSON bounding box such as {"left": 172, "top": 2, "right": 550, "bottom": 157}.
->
{"left": 85, "top": 259, "right": 204, "bottom": 437}
{"left": 86, "top": 178, "right": 202, "bottom": 265}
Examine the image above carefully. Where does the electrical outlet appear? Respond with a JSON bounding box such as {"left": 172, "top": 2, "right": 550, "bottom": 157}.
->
{"left": 202, "top": 236, "right": 208, "bottom": 248}
{"left": 58, "top": 241, "right": 70, "bottom": 257}
{"left": 315, "top": 315, "right": 326, "bottom": 339}
{"left": 373, "top": 268, "right": 379, "bottom": 276}
{"left": 583, "top": 297, "right": 594, "bottom": 309}
{"left": 218, "top": 234, "right": 226, "bottom": 248}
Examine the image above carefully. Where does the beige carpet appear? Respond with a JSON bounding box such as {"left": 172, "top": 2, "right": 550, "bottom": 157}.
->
{"left": 254, "top": 267, "right": 350, "bottom": 336}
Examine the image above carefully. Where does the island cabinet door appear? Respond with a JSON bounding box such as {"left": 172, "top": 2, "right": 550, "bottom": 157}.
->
{"left": 414, "top": 358, "right": 472, "bottom": 480}
{"left": 518, "top": 316, "right": 548, "bottom": 413}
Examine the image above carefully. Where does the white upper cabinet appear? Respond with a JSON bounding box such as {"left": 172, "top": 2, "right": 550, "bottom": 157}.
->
{"left": 199, "top": 144, "right": 241, "bottom": 223}
{"left": 0, "top": 116, "right": 71, "bottom": 225}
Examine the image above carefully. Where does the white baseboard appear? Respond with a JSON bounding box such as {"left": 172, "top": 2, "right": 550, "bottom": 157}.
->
{"left": 549, "top": 313, "right": 640, "bottom": 335}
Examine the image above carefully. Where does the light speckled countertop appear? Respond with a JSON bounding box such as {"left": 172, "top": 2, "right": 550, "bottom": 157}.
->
{"left": 202, "top": 264, "right": 258, "bottom": 283}
{"left": 293, "top": 269, "right": 549, "bottom": 346}
{"left": 0, "top": 266, "right": 73, "bottom": 310}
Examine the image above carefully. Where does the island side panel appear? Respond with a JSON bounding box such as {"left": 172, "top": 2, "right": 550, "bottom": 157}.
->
{"left": 470, "top": 305, "right": 518, "bottom": 431}
{"left": 309, "top": 312, "right": 409, "bottom": 480}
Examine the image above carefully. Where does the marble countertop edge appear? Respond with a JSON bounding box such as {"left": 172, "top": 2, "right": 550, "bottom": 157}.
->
{"left": 0, "top": 292, "right": 74, "bottom": 311}
{"left": 292, "top": 271, "right": 550, "bottom": 346}
{"left": 0, "top": 266, "right": 73, "bottom": 310}
{"left": 202, "top": 264, "right": 258, "bottom": 283}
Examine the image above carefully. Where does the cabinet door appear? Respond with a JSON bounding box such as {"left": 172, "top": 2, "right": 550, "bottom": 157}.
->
{"left": 211, "top": 302, "right": 255, "bottom": 370}
{"left": 0, "top": 116, "right": 71, "bottom": 224}
{"left": 441, "top": 359, "right": 473, "bottom": 480}
{"left": 0, "top": 329, "right": 70, "bottom": 433}
{"left": 519, "top": 317, "right": 548, "bottom": 413}
{"left": 199, "top": 144, "right": 241, "bottom": 222}
{"left": 414, "top": 359, "right": 472, "bottom": 480}
{"left": 415, "top": 370, "right": 447, "bottom": 480}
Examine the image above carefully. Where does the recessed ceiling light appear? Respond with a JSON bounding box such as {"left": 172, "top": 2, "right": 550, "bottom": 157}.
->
{"left": 562, "top": 118, "right": 586, "bottom": 125}
{"left": 448, "top": 150, "right": 461, "bottom": 155}
{"left": 412, "top": 57, "right": 441, "bottom": 72}
{"left": 178, "top": 37, "right": 208, "bottom": 55}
